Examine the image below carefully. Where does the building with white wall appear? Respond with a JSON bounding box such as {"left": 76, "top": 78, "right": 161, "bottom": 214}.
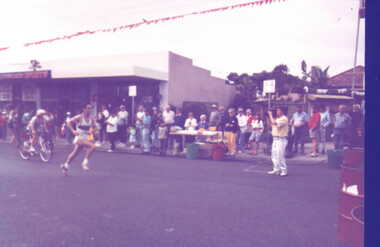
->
{"left": 0, "top": 51, "right": 235, "bottom": 121}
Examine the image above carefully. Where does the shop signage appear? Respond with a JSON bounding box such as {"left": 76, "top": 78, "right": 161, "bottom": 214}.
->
{"left": 263, "top": 79, "right": 276, "bottom": 94}
{"left": 129, "top": 85, "right": 137, "bottom": 97}
{"left": 0, "top": 70, "right": 51, "bottom": 80}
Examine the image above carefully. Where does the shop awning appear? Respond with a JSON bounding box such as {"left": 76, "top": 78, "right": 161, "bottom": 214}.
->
{"left": 307, "top": 94, "right": 353, "bottom": 100}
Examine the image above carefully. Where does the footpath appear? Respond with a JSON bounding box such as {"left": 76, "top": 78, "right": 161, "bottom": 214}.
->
{"left": 55, "top": 138, "right": 331, "bottom": 165}
{"left": 0, "top": 137, "right": 331, "bottom": 165}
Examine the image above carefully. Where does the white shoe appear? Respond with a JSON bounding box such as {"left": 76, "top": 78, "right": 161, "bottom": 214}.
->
{"left": 95, "top": 142, "right": 101, "bottom": 147}
{"left": 267, "top": 170, "right": 280, "bottom": 175}
{"left": 107, "top": 149, "right": 114, "bottom": 153}
{"left": 280, "top": 171, "right": 288, "bottom": 177}
{"left": 82, "top": 159, "right": 89, "bottom": 171}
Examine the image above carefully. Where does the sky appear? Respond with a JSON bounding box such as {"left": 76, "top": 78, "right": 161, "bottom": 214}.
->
{"left": 0, "top": 0, "right": 365, "bottom": 78}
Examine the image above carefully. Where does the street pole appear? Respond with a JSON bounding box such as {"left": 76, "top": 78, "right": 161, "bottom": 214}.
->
{"left": 131, "top": 96, "right": 135, "bottom": 125}
{"left": 352, "top": 0, "right": 362, "bottom": 91}
{"left": 268, "top": 93, "right": 271, "bottom": 110}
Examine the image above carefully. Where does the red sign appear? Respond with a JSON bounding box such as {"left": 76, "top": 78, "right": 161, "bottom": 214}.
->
{"left": 0, "top": 70, "right": 51, "bottom": 79}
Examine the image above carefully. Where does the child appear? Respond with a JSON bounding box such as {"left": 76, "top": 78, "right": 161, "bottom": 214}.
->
{"left": 128, "top": 127, "right": 137, "bottom": 149}
{"left": 158, "top": 122, "right": 168, "bottom": 156}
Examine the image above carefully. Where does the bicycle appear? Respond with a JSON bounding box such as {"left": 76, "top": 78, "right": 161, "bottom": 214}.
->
{"left": 18, "top": 129, "right": 54, "bottom": 163}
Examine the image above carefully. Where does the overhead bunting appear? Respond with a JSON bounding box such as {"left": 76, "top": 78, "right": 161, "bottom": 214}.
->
{"left": 0, "top": 0, "right": 286, "bottom": 52}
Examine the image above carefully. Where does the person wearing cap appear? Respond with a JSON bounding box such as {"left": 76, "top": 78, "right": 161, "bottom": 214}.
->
{"left": 223, "top": 108, "right": 239, "bottom": 155}
{"left": 26, "top": 109, "right": 48, "bottom": 152}
{"left": 267, "top": 107, "right": 289, "bottom": 176}
{"left": 61, "top": 104, "right": 97, "bottom": 174}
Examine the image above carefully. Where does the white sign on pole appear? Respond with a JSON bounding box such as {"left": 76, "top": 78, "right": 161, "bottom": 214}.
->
{"left": 263, "top": 80, "right": 276, "bottom": 94}
{"left": 129, "top": 85, "right": 137, "bottom": 97}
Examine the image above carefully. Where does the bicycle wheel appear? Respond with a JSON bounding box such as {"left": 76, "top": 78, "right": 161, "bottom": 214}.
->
{"left": 18, "top": 141, "right": 31, "bottom": 160}
{"left": 39, "top": 140, "right": 53, "bottom": 163}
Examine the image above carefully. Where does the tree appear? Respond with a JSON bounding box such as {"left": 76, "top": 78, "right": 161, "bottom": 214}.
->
{"left": 301, "top": 60, "right": 330, "bottom": 88}
{"left": 226, "top": 64, "right": 307, "bottom": 106}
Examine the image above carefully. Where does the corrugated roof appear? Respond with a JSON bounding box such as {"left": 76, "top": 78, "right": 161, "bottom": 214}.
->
{"left": 327, "top": 66, "right": 364, "bottom": 89}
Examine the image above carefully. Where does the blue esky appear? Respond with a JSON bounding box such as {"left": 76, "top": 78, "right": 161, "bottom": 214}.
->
{"left": 0, "top": 0, "right": 365, "bottom": 78}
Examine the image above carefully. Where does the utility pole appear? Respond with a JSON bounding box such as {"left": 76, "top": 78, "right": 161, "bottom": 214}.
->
{"left": 352, "top": 0, "right": 365, "bottom": 91}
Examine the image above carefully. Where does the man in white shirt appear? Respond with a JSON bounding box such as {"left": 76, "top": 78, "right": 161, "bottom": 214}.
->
{"left": 290, "top": 106, "right": 309, "bottom": 154}
{"left": 236, "top": 108, "right": 249, "bottom": 153}
{"left": 106, "top": 111, "right": 119, "bottom": 152}
{"left": 97, "top": 105, "right": 109, "bottom": 144}
{"left": 135, "top": 105, "right": 145, "bottom": 147}
{"left": 117, "top": 105, "right": 128, "bottom": 145}
{"left": 162, "top": 105, "right": 175, "bottom": 151}
{"left": 162, "top": 105, "right": 175, "bottom": 126}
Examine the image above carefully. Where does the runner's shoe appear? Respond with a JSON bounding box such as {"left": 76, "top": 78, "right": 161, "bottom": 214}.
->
{"left": 60, "top": 163, "right": 69, "bottom": 176}
{"left": 82, "top": 159, "right": 89, "bottom": 171}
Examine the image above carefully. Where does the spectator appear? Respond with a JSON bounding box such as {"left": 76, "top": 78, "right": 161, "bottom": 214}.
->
{"left": 246, "top": 109, "right": 254, "bottom": 148}
{"left": 141, "top": 109, "right": 152, "bottom": 154}
{"left": 267, "top": 107, "right": 289, "bottom": 176}
{"left": 173, "top": 108, "right": 185, "bottom": 152}
{"left": 162, "top": 105, "right": 175, "bottom": 150}
{"left": 150, "top": 106, "right": 160, "bottom": 151}
{"left": 319, "top": 105, "right": 331, "bottom": 154}
{"left": 349, "top": 104, "right": 363, "bottom": 148}
{"left": 223, "top": 108, "right": 239, "bottom": 155}
{"left": 106, "top": 110, "right": 119, "bottom": 152}
{"left": 63, "top": 112, "right": 74, "bottom": 144}
{"left": 308, "top": 106, "right": 321, "bottom": 157}
{"left": 290, "top": 106, "right": 309, "bottom": 155}
{"left": 209, "top": 104, "right": 220, "bottom": 131}
{"left": 249, "top": 114, "right": 264, "bottom": 155}
{"left": 198, "top": 114, "right": 209, "bottom": 130}
{"left": 156, "top": 112, "right": 168, "bottom": 156}
{"left": 217, "top": 106, "right": 226, "bottom": 131}
{"left": 236, "top": 108, "right": 249, "bottom": 153}
{"left": 97, "top": 105, "right": 109, "bottom": 144}
{"left": 333, "top": 105, "right": 352, "bottom": 150}
{"left": 184, "top": 112, "right": 198, "bottom": 131}
{"left": 135, "top": 105, "right": 145, "bottom": 148}
{"left": 0, "top": 112, "right": 6, "bottom": 141}
{"left": 196, "top": 114, "right": 209, "bottom": 143}
{"left": 117, "top": 105, "right": 128, "bottom": 145}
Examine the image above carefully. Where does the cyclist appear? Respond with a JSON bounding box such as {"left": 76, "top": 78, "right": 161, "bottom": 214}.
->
{"left": 61, "top": 104, "right": 97, "bottom": 174}
{"left": 26, "top": 109, "right": 48, "bottom": 152}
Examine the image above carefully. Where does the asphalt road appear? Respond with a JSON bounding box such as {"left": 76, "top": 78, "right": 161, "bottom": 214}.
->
{"left": 0, "top": 143, "right": 341, "bottom": 247}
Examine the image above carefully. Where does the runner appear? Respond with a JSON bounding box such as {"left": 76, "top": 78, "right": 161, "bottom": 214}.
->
{"left": 26, "top": 109, "right": 48, "bottom": 152}
{"left": 61, "top": 104, "right": 97, "bottom": 175}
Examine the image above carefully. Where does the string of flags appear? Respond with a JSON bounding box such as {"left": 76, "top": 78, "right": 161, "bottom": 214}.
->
{"left": 0, "top": 0, "right": 286, "bottom": 52}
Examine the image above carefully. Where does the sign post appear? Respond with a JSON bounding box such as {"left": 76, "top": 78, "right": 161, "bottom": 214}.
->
{"left": 263, "top": 79, "right": 276, "bottom": 110}
{"left": 129, "top": 85, "right": 137, "bottom": 124}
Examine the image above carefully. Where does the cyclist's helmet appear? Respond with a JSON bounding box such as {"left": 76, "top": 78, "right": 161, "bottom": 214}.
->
{"left": 36, "top": 109, "right": 47, "bottom": 116}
